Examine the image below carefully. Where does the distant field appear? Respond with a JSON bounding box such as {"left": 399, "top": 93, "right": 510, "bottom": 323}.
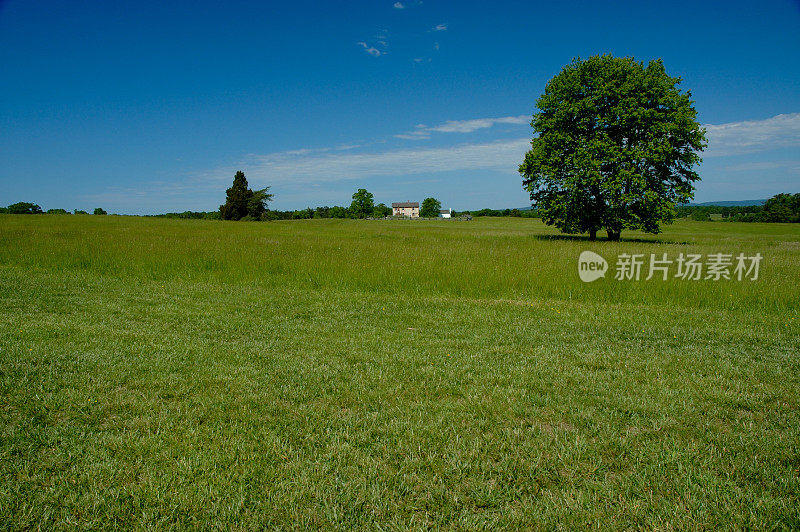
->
{"left": 1, "top": 214, "right": 798, "bottom": 528}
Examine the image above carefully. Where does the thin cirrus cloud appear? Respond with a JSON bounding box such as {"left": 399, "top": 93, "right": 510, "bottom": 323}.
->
{"left": 357, "top": 29, "right": 389, "bottom": 57}
{"left": 357, "top": 42, "right": 383, "bottom": 57}
{"left": 206, "top": 138, "right": 532, "bottom": 187}
{"left": 394, "top": 1, "right": 425, "bottom": 9}
{"left": 395, "top": 114, "right": 530, "bottom": 139}
{"left": 432, "top": 23, "right": 447, "bottom": 31}
{"left": 723, "top": 161, "right": 800, "bottom": 173}
{"left": 703, "top": 112, "right": 800, "bottom": 157}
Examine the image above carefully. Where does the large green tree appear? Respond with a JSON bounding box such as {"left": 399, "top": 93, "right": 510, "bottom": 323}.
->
{"left": 349, "top": 188, "right": 374, "bottom": 219}
{"left": 420, "top": 197, "right": 442, "bottom": 218}
{"left": 220, "top": 171, "right": 273, "bottom": 220}
{"left": 519, "top": 55, "right": 706, "bottom": 240}
{"left": 6, "top": 202, "right": 42, "bottom": 214}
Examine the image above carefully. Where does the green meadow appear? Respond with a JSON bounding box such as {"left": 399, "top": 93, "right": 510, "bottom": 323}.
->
{"left": 1, "top": 214, "right": 798, "bottom": 529}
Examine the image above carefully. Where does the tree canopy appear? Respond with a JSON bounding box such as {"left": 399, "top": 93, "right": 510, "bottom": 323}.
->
{"left": 373, "top": 203, "right": 392, "bottom": 218}
{"left": 219, "top": 171, "right": 273, "bottom": 220}
{"left": 5, "top": 202, "right": 43, "bottom": 214}
{"left": 349, "top": 189, "right": 374, "bottom": 219}
{"left": 519, "top": 55, "right": 706, "bottom": 240}
{"left": 762, "top": 193, "right": 800, "bottom": 223}
{"left": 420, "top": 197, "right": 442, "bottom": 218}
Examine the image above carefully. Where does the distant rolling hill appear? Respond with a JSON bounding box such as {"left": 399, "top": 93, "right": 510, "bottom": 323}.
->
{"left": 691, "top": 199, "right": 767, "bottom": 207}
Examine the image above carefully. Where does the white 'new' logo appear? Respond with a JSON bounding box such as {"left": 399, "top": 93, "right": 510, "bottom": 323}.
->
{"left": 578, "top": 251, "right": 608, "bottom": 282}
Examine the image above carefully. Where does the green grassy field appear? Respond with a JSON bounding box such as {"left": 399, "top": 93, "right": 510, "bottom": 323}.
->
{"left": 1, "top": 214, "right": 798, "bottom": 529}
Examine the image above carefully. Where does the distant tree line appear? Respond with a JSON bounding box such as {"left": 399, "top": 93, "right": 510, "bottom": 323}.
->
{"left": 152, "top": 204, "right": 389, "bottom": 220}
{"left": 460, "top": 208, "right": 539, "bottom": 218}
{"left": 675, "top": 193, "right": 800, "bottom": 223}
{"left": 154, "top": 211, "right": 222, "bottom": 220}
{"left": 159, "top": 192, "right": 797, "bottom": 222}
{"left": 0, "top": 202, "right": 109, "bottom": 215}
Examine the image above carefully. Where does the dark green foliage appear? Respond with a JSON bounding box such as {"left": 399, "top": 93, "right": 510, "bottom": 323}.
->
{"left": 462, "top": 208, "right": 539, "bottom": 218}
{"left": 219, "top": 171, "right": 273, "bottom": 221}
{"left": 248, "top": 187, "right": 274, "bottom": 219}
{"left": 74, "top": 209, "right": 88, "bottom": 215}
{"left": 420, "top": 197, "right": 442, "bottom": 218}
{"left": 328, "top": 206, "right": 349, "bottom": 218}
{"left": 255, "top": 206, "right": 351, "bottom": 220}
{"left": 6, "top": 202, "right": 43, "bottom": 214}
{"left": 520, "top": 55, "right": 707, "bottom": 241}
{"left": 349, "top": 189, "right": 374, "bottom": 219}
{"left": 373, "top": 203, "right": 392, "bottom": 218}
{"left": 292, "top": 208, "right": 313, "bottom": 220}
{"left": 156, "top": 211, "right": 221, "bottom": 220}
{"left": 93, "top": 208, "right": 107, "bottom": 215}
{"left": 762, "top": 193, "right": 800, "bottom": 223}
{"left": 220, "top": 171, "right": 252, "bottom": 220}
{"left": 47, "top": 208, "right": 69, "bottom": 214}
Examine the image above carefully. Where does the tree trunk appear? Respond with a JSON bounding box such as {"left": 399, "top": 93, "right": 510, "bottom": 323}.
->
{"left": 606, "top": 229, "right": 621, "bottom": 241}
{"left": 589, "top": 229, "right": 597, "bottom": 241}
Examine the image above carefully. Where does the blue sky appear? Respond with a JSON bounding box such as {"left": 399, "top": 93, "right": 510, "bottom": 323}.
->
{"left": 1, "top": 0, "right": 799, "bottom": 214}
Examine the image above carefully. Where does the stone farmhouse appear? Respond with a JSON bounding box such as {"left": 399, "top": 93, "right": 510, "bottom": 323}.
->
{"left": 392, "top": 202, "right": 419, "bottom": 218}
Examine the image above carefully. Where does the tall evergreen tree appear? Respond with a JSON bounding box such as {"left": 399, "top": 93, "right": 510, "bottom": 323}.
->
{"left": 220, "top": 171, "right": 254, "bottom": 220}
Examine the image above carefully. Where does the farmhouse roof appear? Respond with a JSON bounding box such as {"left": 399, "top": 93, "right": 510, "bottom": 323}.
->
{"left": 439, "top": 209, "right": 451, "bottom": 214}
{"left": 392, "top": 202, "right": 419, "bottom": 208}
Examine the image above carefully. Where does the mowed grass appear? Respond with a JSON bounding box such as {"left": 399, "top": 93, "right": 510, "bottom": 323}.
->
{"left": 0, "top": 214, "right": 798, "bottom": 529}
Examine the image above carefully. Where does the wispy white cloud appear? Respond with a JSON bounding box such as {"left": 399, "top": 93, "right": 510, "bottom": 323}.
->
{"left": 357, "top": 41, "right": 383, "bottom": 57}
{"left": 431, "top": 115, "right": 529, "bottom": 133}
{"left": 704, "top": 112, "right": 800, "bottom": 157}
{"left": 723, "top": 160, "right": 800, "bottom": 173}
{"left": 394, "top": 0, "right": 423, "bottom": 8}
{"left": 201, "top": 138, "right": 531, "bottom": 187}
{"left": 395, "top": 131, "right": 428, "bottom": 138}
{"left": 357, "top": 29, "right": 390, "bottom": 57}
{"left": 395, "top": 114, "right": 530, "bottom": 139}
{"left": 432, "top": 23, "right": 447, "bottom": 31}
